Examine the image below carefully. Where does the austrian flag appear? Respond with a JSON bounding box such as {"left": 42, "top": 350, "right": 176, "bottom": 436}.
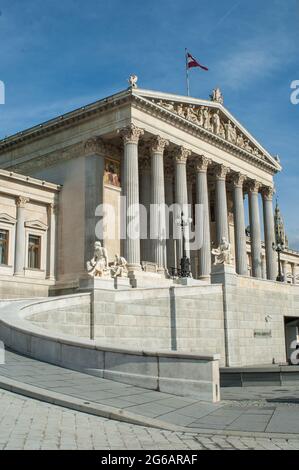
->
{"left": 186, "top": 52, "right": 209, "bottom": 71}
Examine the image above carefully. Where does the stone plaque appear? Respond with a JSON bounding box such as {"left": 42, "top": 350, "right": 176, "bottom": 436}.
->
{"left": 254, "top": 329, "right": 272, "bottom": 338}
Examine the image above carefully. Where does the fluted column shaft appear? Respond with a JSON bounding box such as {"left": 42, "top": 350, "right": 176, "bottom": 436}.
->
{"left": 14, "top": 196, "right": 29, "bottom": 276}
{"left": 150, "top": 136, "right": 169, "bottom": 269}
{"left": 195, "top": 156, "right": 211, "bottom": 279}
{"left": 165, "top": 171, "right": 176, "bottom": 271}
{"left": 175, "top": 147, "right": 191, "bottom": 261}
{"left": 47, "top": 203, "right": 57, "bottom": 280}
{"left": 139, "top": 156, "right": 151, "bottom": 263}
{"left": 232, "top": 174, "right": 248, "bottom": 275}
{"left": 262, "top": 187, "right": 277, "bottom": 280}
{"left": 248, "top": 181, "right": 262, "bottom": 278}
{"left": 119, "top": 124, "right": 144, "bottom": 269}
{"left": 215, "top": 165, "right": 230, "bottom": 244}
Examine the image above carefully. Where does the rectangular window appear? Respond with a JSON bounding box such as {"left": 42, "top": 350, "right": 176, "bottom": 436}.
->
{"left": 0, "top": 229, "right": 8, "bottom": 265}
{"left": 28, "top": 235, "right": 41, "bottom": 269}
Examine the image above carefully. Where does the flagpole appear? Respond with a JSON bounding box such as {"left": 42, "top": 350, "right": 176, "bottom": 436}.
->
{"left": 185, "top": 48, "right": 190, "bottom": 96}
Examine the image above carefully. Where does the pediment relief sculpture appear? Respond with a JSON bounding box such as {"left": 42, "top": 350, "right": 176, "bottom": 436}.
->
{"left": 152, "top": 98, "right": 269, "bottom": 163}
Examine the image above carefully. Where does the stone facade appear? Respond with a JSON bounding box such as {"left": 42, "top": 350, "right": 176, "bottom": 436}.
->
{"left": 0, "top": 169, "right": 60, "bottom": 297}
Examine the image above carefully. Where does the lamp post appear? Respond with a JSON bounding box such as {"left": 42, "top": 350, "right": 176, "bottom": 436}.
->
{"left": 175, "top": 211, "right": 192, "bottom": 278}
{"left": 272, "top": 240, "right": 285, "bottom": 282}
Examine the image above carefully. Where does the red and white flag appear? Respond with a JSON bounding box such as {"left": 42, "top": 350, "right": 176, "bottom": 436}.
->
{"left": 186, "top": 52, "right": 209, "bottom": 71}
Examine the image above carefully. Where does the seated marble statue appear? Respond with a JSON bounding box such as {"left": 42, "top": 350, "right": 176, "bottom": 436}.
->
{"left": 212, "top": 237, "right": 233, "bottom": 265}
{"left": 86, "top": 241, "right": 109, "bottom": 277}
{"left": 110, "top": 254, "right": 128, "bottom": 278}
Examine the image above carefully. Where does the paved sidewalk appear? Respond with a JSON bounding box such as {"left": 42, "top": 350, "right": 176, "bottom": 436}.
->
{"left": 2, "top": 388, "right": 299, "bottom": 450}
{"left": 1, "top": 350, "right": 299, "bottom": 435}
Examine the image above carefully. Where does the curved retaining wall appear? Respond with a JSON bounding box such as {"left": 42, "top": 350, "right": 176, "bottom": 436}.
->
{"left": 0, "top": 294, "right": 220, "bottom": 402}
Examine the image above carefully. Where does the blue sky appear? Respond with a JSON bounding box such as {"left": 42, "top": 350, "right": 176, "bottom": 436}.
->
{"left": 0, "top": 0, "right": 298, "bottom": 247}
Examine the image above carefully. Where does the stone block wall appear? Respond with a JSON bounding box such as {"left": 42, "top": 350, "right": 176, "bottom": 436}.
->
{"left": 217, "top": 269, "right": 299, "bottom": 366}
{"left": 93, "top": 285, "right": 226, "bottom": 361}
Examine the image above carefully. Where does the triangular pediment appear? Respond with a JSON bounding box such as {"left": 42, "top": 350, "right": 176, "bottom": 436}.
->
{"left": 0, "top": 213, "right": 16, "bottom": 225}
{"left": 24, "top": 220, "right": 48, "bottom": 231}
{"left": 132, "top": 88, "right": 281, "bottom": 173}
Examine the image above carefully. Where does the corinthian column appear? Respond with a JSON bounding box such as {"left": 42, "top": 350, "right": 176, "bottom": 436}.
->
{"left": 232, "top": 173, "right": 248, "bottom": 275}
{"left": 248, "top": 180, "right": 262, "bottom": 278}
{"left": 14, "top": 196, "right": 29, "bottom": 276}
{"left": 214, "top": 164, "right": 230, "bottom": 244}
{"left": 174, "top": 146, "right": 191, "bottom": 261}
{"left": 195, "top": 155, "right": 211, "bottom": 279}
{"left": 150, "top": 136, "right": 169, "bottom": 270}
{"left": 119, "top": 124, "right": 144, "bottom": 269}
{"left": 262, "top": 186, "right": 277, "bottom": 280}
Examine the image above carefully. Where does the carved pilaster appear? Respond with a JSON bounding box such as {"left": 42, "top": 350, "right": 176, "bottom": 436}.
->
{"left": 118, "top": 124, "right": 144, "bottom": 145}
{"left": 84, "top": 137, "right": 106, "bottom": 156}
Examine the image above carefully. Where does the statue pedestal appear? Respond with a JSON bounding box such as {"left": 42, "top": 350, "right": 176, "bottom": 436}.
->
{"left": 79, "top": 276, "right": 131, "bottom": 291}
{"left": 174, "top": 277, "right": 209, "bottom": 286}
{"left": 211, "top": 264, "right": 236, "bottom": 286}
{"left": 128, "top": 270, "right": 173, "bottom": 288}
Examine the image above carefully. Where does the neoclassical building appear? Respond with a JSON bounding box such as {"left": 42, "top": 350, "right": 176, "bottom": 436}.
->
{"left": 0, "top": 79, "right": 297, "bottom": 296}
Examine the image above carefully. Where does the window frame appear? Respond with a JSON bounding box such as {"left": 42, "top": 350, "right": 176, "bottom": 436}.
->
{"left": 0, "top": 228, "right": 9, "bottom": 265}
{"left": 27, "top": 233, "right": 42, "bottom": 270}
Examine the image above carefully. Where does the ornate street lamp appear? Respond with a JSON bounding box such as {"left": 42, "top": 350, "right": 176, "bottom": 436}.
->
{"left": 175, "top": 211, "right": 192, "bottom": 278}
{"left": 272, "top": 239, "right": 285, "bottom": 282}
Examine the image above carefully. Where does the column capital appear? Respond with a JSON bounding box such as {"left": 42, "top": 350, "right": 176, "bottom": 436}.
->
{"left": 150, "top": 135, "right": 169, "bottom": 155}
{"left": 48, "top": 202, "right": 59, "bottom": 215}
{"left": 194, "top": 155, "right": 212, "bottom": 173}
{"left": 174, "top": 146, "right": 191, "bottom": 165}
{"left": 118, "top": 124, "right": 144, "bottom": 145}
{"left": 261, "top": 186, "right": 275, "bottom": 201}
{"left": 84, "top": 137, "right": 106, "bottom": 156}
{"left": 214, "top": 164, "right": 230, "bottom": 180}
{"left": 247, "top": 179, "right": 262, "bottom": 194}
{"left": 16, "top": 196, "right": 29, "bottom": 208}
{"left": 232, "top": 172, "right": 246, "bottom": 188}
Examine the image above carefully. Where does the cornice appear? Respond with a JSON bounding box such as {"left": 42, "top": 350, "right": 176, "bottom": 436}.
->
{"left": 8, "top": 139, "right": 121, "bottom": 174}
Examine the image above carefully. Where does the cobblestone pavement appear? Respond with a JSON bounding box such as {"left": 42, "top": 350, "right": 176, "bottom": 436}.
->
{"left": 0, "top": 389, "right": 299, "bottom": 450}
